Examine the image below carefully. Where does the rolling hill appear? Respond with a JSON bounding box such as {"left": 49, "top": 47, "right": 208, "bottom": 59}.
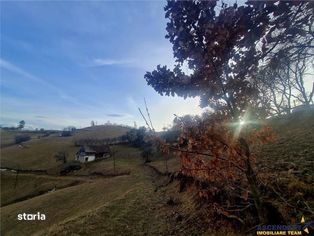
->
{"left": 1, "top": 111, "right": 313, "bottom": 235}
{"left": 0, "top": 125, "right": 130, "bottom": 170}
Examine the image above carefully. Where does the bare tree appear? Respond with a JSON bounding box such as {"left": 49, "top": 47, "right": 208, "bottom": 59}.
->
{"left": 288, "top": 52, "right": 314, "bottom": 106}
{"left": 257, "top": 68, "right": 289, "bottom": 115}
{"left": 257, "top": 48, "right": 313, "bottom": 114}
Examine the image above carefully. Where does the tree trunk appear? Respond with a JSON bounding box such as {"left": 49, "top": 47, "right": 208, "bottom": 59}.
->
{"left": 239, "top": 138, "right": 267, "bottom": 224}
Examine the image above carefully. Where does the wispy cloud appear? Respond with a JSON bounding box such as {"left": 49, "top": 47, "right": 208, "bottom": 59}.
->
{"left": 0, "top": 58, "right": 90, "bottom": 108}
{"left": 106, "top": 113, "right": 127, "bottom": 117}
{"left": 93, "top": 58, "right": 133, "bottom": 66}
{"left": 0, "top": 58, "right": 62, "bottom": 95}
{"left": 91, "top": 43, "right": 175, "bottom": 71}
{"left": 35, "top": 115, "right": 48, "bottom": 119}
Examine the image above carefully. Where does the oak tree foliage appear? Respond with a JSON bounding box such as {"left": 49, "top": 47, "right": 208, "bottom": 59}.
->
{"left": 144, "top": 0, "right": 313, "bottom": 118}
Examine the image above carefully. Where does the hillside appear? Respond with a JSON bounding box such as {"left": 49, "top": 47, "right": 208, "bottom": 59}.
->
{"left": 255, "top": 109, "right": 314, "bottom": 179}
{"left": 1, "top": 111, "right": 313, "bottom": 235}
{"left": 150, "top": 109, "right": 314, "bottom": 173}
{"left": 1, "top": 146, "right": 173, "bottom": 236}
{"left": 75, "top": 125, "right": 129, "bottom": 139}
{"left": 0, "top": 125, "right": 129, "bottom": 170}
{"left": 0, "top": 130, "right": 54, "bottom": 148}
{"left": 146, "top": 109, "right": 314, "bottom": 234}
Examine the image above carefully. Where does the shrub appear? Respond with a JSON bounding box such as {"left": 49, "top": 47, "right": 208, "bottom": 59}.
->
{"left": 60, "top": 131, "right": 72, "bottom": 137}
{"left": 15, "top": 134, "right": 31, "bottom": 144}
{"left": 141, "top": 145, "right": 153, "bottom": 163}
{"left": 59, "top": 162, "right": 81, "bottom": 175}
{"left": 126, "top": 127, "right": 146, "bottom": 148}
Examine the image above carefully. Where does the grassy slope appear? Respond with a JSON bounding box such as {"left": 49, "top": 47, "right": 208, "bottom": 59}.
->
{"left": 0, "top": 125, "right": 129, "bottom": 170}
{"left": 0, "top": 130, "right": 51, "bottom": 148}
{"left": 0, "top": 136, "right": 76, "bottom": 170}
{"left": 255, "top": 109, "right": 314, "bottom": 181}
{"left": 1, "top": 112, "right": 313, "bottom": 235}
{"left": 149, "top": 155, "right": 180, "bottom": 174}
{"left": 43, "top": 169, "right": 169, "bottom": 236}
{"left": 148, "top": 109, "right": 314, "bottom": 234}
{"left": 1, "top": 172, "right": 84, "bottom": 207}
{"left": 253, "top": 110, "right": 314, "bottom": 223}
{"left": 150, "top": 109, "right": 314, "bottom": 176}
{"left": 1, "top": 146, "right": 171, "bottom": 236}
{"left": 74, "top": 125, "right": 129, "bottom": 139}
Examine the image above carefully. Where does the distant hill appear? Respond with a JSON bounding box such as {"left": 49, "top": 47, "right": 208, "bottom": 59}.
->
{"left": 74, "top": 125, "right": 130, "bottom": 140}
{"left": 0, "top": 125, "right": 130, "bottom": 170}
{"left": 0, "top": 130, "right": 56, "bottom": 148}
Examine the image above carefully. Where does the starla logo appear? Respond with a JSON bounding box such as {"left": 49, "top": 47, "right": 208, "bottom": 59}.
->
{"left": 17, "top": 212, "right": 46, "bottom": 221}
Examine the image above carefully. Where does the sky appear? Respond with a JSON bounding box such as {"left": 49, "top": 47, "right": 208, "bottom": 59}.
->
{"left": 0, "top": 1, "right": 206, "bottom": 130}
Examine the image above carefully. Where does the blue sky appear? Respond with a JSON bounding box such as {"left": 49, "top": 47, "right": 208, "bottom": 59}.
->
{"left": 0, "top": 1, "right": 205, "bottom": 130}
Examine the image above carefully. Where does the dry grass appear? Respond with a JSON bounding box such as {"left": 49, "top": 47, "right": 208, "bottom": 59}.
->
{"left": 0, "top": 125, "right": 129, "bottom": 170}
{"left": 1, "top": 112, "right": 313, "bottom": 235}
{"left": 1, "top": 176, "right": 138, "bottom": 236}
{"left": 1, "top": 172, "right": 84, "bottom": 206}
{"left": 1, "top": 136, "right": 77, "bottom": 170}
{"left": 255, "top": 110, "right": 314, "bottom": 182}
{"left": 147, "top": 109, "right": 314, "bottom": 234}
{"left": 43, "top": 175, "right": 167, "bottom": 236}
{"left": 73, "top": 125, "right": 129, "bottom": 140}
{"left": 0, "top": 146, "right": 159, "bottom": 236}
{"left": 0, "top": 130, "right": 52, "bottom": 148}
{"left": 149, "top": 155, "right": 180, "bottom": 174}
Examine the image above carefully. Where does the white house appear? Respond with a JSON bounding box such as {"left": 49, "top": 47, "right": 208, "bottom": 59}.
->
{"left": 75, "top": 145, "right": 111, "bottom": 163}
{"left": 76, "top": 153, "right": 96, "bottom": 163}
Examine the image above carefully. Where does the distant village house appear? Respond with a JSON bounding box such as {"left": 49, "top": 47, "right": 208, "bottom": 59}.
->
{"left": 75, "top": 145, "right": 111, "bottom": 163}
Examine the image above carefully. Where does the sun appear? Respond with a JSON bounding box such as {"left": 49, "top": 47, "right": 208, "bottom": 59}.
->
{"left": 239, "top": 120, "right": 245, "bottom": 126}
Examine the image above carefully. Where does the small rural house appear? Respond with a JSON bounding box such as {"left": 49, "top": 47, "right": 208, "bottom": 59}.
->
{"left": 75, "top": 145, "right": 111, "bottom": 163}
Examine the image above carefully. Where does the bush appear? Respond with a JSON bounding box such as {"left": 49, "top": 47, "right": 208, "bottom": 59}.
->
{"left": 141, "top": 145, "right": 153, "bottom": 163}
{"left": 60, "top": 131, "right": 72, "bottom": 137}
{"left": 160, "top": 129, "right": 180, "bottom": 143}
{"left": 15, "top": 134, "right": 31, "bottom": 144}
{"left": 59, "top": 162, "right": 81, "bottom": 175}
{"left": 126, "top": 127, "right": 146, "bottom": 147}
